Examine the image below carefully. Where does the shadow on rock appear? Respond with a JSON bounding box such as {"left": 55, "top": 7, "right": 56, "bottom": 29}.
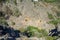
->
{"left": 49, "top": 27, "right": 60, "bottom": 37}
{"left": 0, "top": 25, "right": 21, "bottom": 40}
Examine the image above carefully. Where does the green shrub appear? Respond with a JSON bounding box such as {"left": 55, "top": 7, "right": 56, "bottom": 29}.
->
{"left": 14, "top": 13, "right": 19, "bottom": 17}
{"left": 56, "top": 11, "right": 60, "bottom": 17}
{"left": 44, "top": 0, "right": 56, "bottom": 3}
{"left": 47, "top": 12, "right": 54, "bottom": 19}
{"left": 49, "top": 20, "right": 58, "bottom": 25}
{"left": 24, "top": 26, "right": 48, "bottom": 37}
{"left": 14, "top": 0, "right": 17, "bottom": 5}
{"left": 49, "top": 18, "right": 60, "bottom": 25}
{"left": 57, "top": 18, "right": 60, "bottom": 23}
{"left": 46, "top": 36, "right": 55, "bottom": 40}
{"left": 39, "top": 29, "right": 48, "bottom": 36}
{"left": 47, "top": 12, "right": 60, "bottom": 26}
{"left": 43, "top": 0, "right": 60, "bottom": 3}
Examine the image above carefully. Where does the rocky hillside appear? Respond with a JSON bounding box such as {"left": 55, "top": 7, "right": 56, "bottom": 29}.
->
{"left": 0, "top": 0, "right": 60, "bottom": 40}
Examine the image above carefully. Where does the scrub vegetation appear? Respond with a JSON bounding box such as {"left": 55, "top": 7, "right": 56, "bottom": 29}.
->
{"left": 23, "top": 26, "right": 48, "bottom": 37}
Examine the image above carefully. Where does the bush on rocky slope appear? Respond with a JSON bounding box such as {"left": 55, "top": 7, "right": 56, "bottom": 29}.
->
{"left": 23, "top": 26, "right": 48, "bottom": 37}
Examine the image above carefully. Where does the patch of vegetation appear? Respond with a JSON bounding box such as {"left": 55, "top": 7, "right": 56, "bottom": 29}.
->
{"left": 20, "top": 0, "right": 23, "bottom": 2}
{"left": 56, "top": 11, "right": 60, "bottom": 17}
{"left": 47, "top": 12, "right": 54, "bottom": 19}
{"left": 14, "top": 0, "right": 17, "bottom": 5}
{"left": 0, "top": 11, "right": 5, "bottom": 17}
{"left": 44, "top": 0, "right": 56, "bottom": 3}
{"left": 14, "top": 13, "right": 22, "bottom": 17}
{"left": 13, "top": 13, "right": 20, "bottom": 17}
{"left": 57, "top": 18, "right": 60, "bottom": 22}
{"left": 11, "top": 22, "right": 15, "bottom": 25}
{"left": 13, "top": 9, "right": 22, "bottom": 17}
{"left": 45, "top": 36, "right": 57, "bottom": 40}
{"left": 49, "top": 18, "right": 60, "bottom": 25}
{"left": 0, "top": 11, "right": 8, "bottom": 25}
{"left": 0, "top": 17, "right": 8, "bottom": 26}
{"left": 49, "top": 20, "right": 58, "bottom": 25}
{"left": 23, "top": 26, "right": 48, "bottom": 37}
{"left": 57, "top": 5, "right": 60, "bottom": 9}
{"left": 47, "top": 11, "right": 60, "bottom": 26}
{"left": 42, "top": 0, "right": 60, "bottom": 3}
